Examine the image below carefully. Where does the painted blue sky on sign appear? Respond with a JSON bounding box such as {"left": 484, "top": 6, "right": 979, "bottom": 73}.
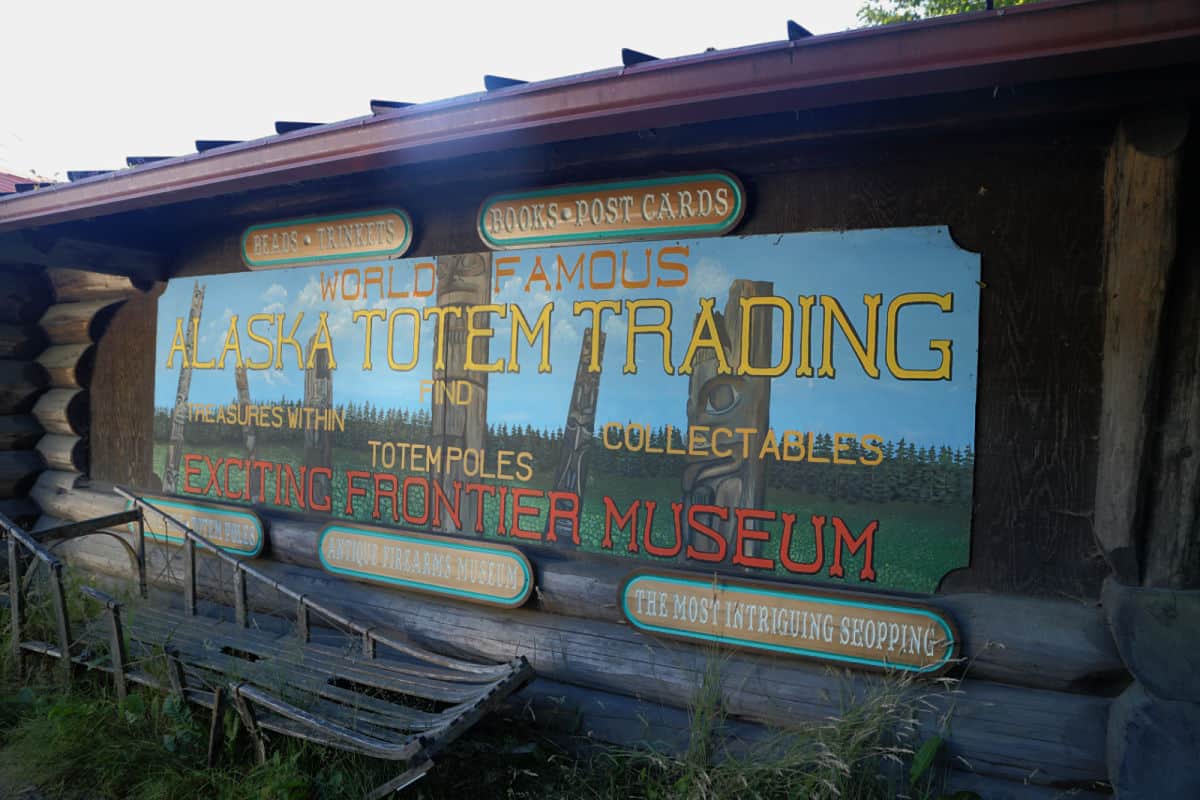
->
{"left": 155, "top": 227, "right": 979, "bottom": 449}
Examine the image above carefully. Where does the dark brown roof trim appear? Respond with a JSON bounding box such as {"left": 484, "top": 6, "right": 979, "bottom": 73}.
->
{"left": 1, "top": 0, "right": 1197, "bottom": 232}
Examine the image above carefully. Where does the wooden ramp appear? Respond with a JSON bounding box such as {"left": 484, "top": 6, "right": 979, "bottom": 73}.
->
{"left": 1, "top": 492, "right": 533, "bottom": 799}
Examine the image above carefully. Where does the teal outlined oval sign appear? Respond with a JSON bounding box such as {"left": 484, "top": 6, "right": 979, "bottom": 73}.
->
{"left": 477, "top": 172, "right": 745, "bottom": 249}
{"left": 318, "top": 524, "right": 533, "bottom": 608}
{"left": 621, "top": 571, "right": 958, "bottom": 674}
{"left": 241, "top": 208, "right": 413, "bottom": 269}
{"left": 128, "top": 496, "right": 264, "bottom": 557}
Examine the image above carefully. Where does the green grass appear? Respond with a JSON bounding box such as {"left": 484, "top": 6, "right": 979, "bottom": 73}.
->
{"left": 153, "top": 443, "right": 965, "bottom": 593}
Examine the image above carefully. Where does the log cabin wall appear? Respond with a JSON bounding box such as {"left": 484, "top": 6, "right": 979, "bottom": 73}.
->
{"left": 26, "top": 113, "right": 1124, "bottom": 798}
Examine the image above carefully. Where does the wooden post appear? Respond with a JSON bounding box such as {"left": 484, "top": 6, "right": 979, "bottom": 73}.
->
{"left": 1095, "top": 107, "right": 1200, "bottom": 800}
{"left": 235, "top": 365, "right": 256, "bottom": 463}
{"left": 1093, "top": 108, "right": 1188, "bottom": 585}
{"left": 183, "top": 538, "right": 197, "bottom": 615}
{"left": 232, "top": 686, "right": 268, "bottom": 765}
{"left": 162, "top": 282, "right": 204, "bottom": 493}
{"left": 430, "top": 253, "right": 491, "bottom": 535}
{"left": 234, "top": 567, "right": 248, "bottom": 627}
{"left": 207, "top": 686, "right": 227, "bottom": 768}
{"left": 105, "top": 601, "right": 129, "bottom": 702}
{"left": 548, "top": 327, "right": 605, "bottom": 543}
{"left": 683, "top": 279, "right": 773, "bottom": 558}
{"left": 302, "top": 333, "right": 333, "bottom": 510}
{"left": 6, "top": 534, "right": 22, "bottom": 677}
{"left": 49, "top": 561, "right": 73, "bottom": 677}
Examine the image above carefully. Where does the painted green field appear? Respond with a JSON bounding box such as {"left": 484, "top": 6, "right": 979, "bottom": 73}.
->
{"left": 153, "top": 442, "right": 968, "bottom": 594}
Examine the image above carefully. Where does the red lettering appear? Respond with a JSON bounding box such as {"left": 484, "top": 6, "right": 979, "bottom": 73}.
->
{"left": 829, "top": 517, "right": 878, "bottom": 581}
{"left": 373, "top": 473, "right": 399, "bottom": 521}
{"left": 602, "top": 497, "right": 640, "bottom": 551}
{"left": 510, "top": 488, "right": 542, "bottom": 540}
{"left": 308, "top": 468, "right": 332, "bottom": 512}
{"left": 182, "top": 453, "right": 203, "bottom": 494}
{"left": 732, "top": 508, "right": 774, "bottom": 570}
{"left": 644, "top": 501, "right": 683, "bottom": 558}
{"left": 464, "top": 483, "right": 495, "bottom": 533}
{"left": 685, "top": 504, "right": 728, "bottom": 563}
{"left": 344, "top": 470, "right": 370, "bottom": 515}
{"left": 431, "top": 480, "right": 463, "bottom": 531}
{"left": 546, "top": 491, "right": 580, "bottom": 545}
{"left": 401, "top": 476, "right": 429, "bottom": 525}
{"left": 780, "top": 513, "right": 825, "bottom": 575}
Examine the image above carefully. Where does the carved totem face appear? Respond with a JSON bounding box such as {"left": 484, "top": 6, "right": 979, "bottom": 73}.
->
{"left": 682, "top": 280, "right": 773, "bottom": 556}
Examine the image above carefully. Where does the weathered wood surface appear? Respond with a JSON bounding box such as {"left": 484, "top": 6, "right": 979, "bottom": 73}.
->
{"left": 50, "top": 530, "right": 1111, "bottom": 788}
{"left": 32, "top": 389, "right": 89, "bottom": 436}
{"left": 0, "top": 415, "right": 43, "bottom": 451}
{"left": 1142, "top": 114, "right": 1199, "bottom": 589}
{"left": 1093, "top": 109, "right": 1187, "bottom": 585}
{"left": 0, "top": 497, "right": 39, "bottom": 527}
{"left": 0, "top": 450, "right": 44, "bottom": 497}
{"left": 35, "top": 434, "right": 87, "bottom": 473}
{"left": 0, "top": 267, "right": 54, "bottom": 324}
{"left": 510, "top": 680, "right": 1112, "bottom": 800}
{"left": 34, "top": 486, "right": 1126, "bottom": 694}
{"left": 89, "top": 291, "right": 159, "bottom": 489}
{"left": 37, "top": 343, "right": 95, "bottom": 389}
{"left": 0, "top": 323, "right": 47, "bottom": 360}
{"left": 38, "top": 299, "right": 126, "bottom": 345}
{"left": 107, "top": 125, "right": 1114, "bottom": 598}
{"left": 46, "top": 268, "right": 141, "bottom": 303}
{"left": 0, "top": 360, "right": 48, "bottom": 414}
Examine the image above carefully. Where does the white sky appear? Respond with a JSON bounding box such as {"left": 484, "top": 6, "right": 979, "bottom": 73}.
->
{"left": 1, "top": 1, "right": 864, "bottom": 180}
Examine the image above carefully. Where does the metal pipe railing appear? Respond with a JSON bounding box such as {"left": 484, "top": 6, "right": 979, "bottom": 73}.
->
{"left": 114, "top": 487, "right": 509, "bottom": 677}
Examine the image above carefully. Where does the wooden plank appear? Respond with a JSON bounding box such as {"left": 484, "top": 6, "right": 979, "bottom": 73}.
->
{"left": 0, "top": 323, "right": 47, "bottom": 360}
{"left": 39, "top": 299, "right": 127, "bottom": 345}
{"left": 1142, "top": 167, "right": 1200, "bottom": 588}
{"left": 0, "top": 266, "right": 54, "bottom": 324}
{"left": 37, "top": 343, "right": 95, "bottom": 389}
{"left": 0, "top": 360, "right": 49, "bottom": 414}
{"left": 46, "top": 268, "right": 141, "bottom": 303}
{"left": 89, "top": 291, "right": 159, "bottom": 489}
{"left": 39, "top": 487, "right": 1125, "bottom": 693}
{"left": 32, "top": 388, "right": 88, "bottom": 435}
{"left": 56, "top": 533, "right": 1110, "bottom": 788}
{"left": 35, "top": 434, "right": 87, "bottom": 473}
{"left": 1092, "top": 109, "right": 1187, "bottom": 584}
{"left": 0, "top": 415, "right": 43, "bottom": 451}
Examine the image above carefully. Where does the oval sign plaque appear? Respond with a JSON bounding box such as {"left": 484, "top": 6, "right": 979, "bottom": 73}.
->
{"left": 129, "top": 496, "right": 264, "bottom": 557}
{"left": 318, "top": 524, "right": 533, "bottom": 608}
{"left": 477, "top": 172, "right": 745, "bottom": 249}
{"left": 622, "top": 572, "right": 958, "bottom": 674}
{"left": 241, "top": 208, "right": 413, "bottom": 270}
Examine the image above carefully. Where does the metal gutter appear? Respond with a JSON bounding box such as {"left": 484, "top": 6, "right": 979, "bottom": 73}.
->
{"left": 1, "top": 0, "right": 1198, "bottom": 232}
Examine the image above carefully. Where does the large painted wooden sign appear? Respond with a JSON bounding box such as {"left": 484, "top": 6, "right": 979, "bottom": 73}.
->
{"left": 242, "top": 209, "right": 413, "bottom": 270}
{"left": 318, "top": 523, "right": 532, "bottom": 607}
{"left": 478, "top": 173, "right": 745, "bottom": 249}
{"left": 153, "top": 226, "right": 979, "bottom": 593}
{"left": 129, "top": 495, "right": 264, "bottom": 556}
{"left": 622, "top": 572, "right": 958, "bottom": 673}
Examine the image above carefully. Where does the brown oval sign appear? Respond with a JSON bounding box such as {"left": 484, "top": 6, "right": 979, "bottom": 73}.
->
{"left": 318, "top": 523, "right": 533, "bottom": 608}
{"left": 622, "top": 571, "right": 958, "bottom": 674}
{"left": 242, "top": 208, "right": 412, "bottom": 270}
{"left": 477, "top": 173, "right": 745, "bottom": 249}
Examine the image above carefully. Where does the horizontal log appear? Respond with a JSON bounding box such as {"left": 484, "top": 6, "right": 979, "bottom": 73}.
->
{"left": 0, "top": 497, "right": 39, "bottom": 527}
{"left": 0, "top": 450, "right": 44, "bottom": 498}
{"left": 0, "top": 323, "right": 47, "bottom": 360}
{"left": 32, "top": 388, "right": 88, "bottom": 435}
{"left": 0, "top": 360, "right": 48, "bottom": 414}
{"left": 36, "top": 343, "right": 95, "bottom": 389}
{"left": 35, "top": 434, "right": 87, "bottom": 473}
{"left": 273, "top": 517, "right": 1123, "bottom": 693}
{"left": 0, "top": 268, "right": 53, "bottom": 323}
{"left": 53, "top": 532, "right": 1110, "bottom": 789}
{"left": 38, "top": 299, "right": 126, "bottom": 345}
{"left": 0, "top": 415, "right": 43, "bottom": 450}
{"left": 36, "top": 488, "right": 1125, "bottom": 694}
{"left": 47, "top": 268, "right": 141, "bottom": 303}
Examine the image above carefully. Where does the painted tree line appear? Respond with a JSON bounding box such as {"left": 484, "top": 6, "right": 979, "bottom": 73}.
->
{"left": 155, "top": 400, "right": 973, "bottom": 506}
